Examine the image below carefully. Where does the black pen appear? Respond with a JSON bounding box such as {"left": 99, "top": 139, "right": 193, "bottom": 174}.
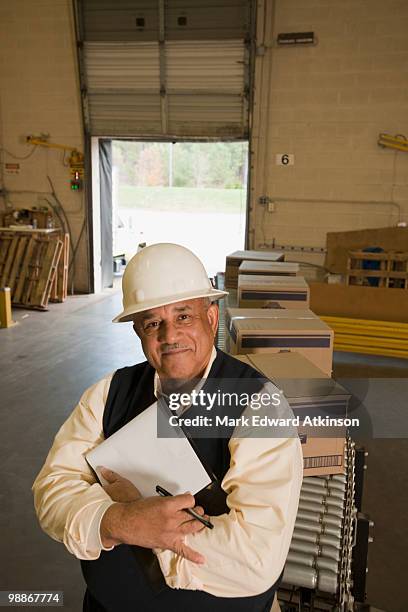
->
{"left": 156, "top": 485, "right": 214, "bottom": 529}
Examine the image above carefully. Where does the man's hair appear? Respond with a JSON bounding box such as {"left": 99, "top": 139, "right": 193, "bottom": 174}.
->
{"left": 202, "top": 297, "right": 216, "bottom": 308}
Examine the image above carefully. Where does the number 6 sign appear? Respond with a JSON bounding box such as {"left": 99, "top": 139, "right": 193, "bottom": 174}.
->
{"left": 276, "top": 154, "right": 294, "bottom": 166}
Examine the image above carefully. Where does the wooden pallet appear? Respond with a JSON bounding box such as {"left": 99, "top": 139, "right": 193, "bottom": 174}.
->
{"left": 0, "top": 231, "right": 63, "bottom": 310}
{"left": 50, "top": 233, "right": 70, "bottom": 302}
{"left": 346, "top": 250, "right": 408, "bottom": 288}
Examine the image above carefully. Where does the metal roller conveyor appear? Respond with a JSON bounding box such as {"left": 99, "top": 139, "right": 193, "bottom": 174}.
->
{"left": 283, "top": 563, "right": 318, "bottom": 590}
{"left": 287, "top": 550, "right": 315, "bottom": 567}
{"left": 294, "top": 519, "right": 342, "bottom": 539}
{"left": 328, "top": 485, "right": 346, "bottom": 495}
{"left": 314, "top": 533, "right": 341, "bottom": 549}
{"left": 298, "top": 500, "right": 345, "bottom": 519}
{"left": 321, "top": 524, "right": 342, "bottom": 538}
{"left": 331, "top": 474, "right": 346, "bottom": 483}
{"left": 315, "top": 557, "right": 339, "bottom": 574}
{"left": 280, "top": 438, "right": 371, "bottom": 610}
{"left": 320, "top": 514, "right": 343, "bottom": 528}
{"left": 296, "top": 509, "right": 343, "bottom": 529}
{"left": 326, "top": 488, "right": 345, "bottom": 500}
{"left": 317, "top": 569, "right": 338, "bottom": 594}
{"left": 328, "top": 480, "right": 347, "bottom": 492}
{"left": 320, "top": 545, "right": 341, "bottom": 562}
{"left": 301, "top": 483, "right": 345, "bottom": 501}
{"left": 303, "top": 477, "right": 327, "bottom": 488}
{"left": 300, "top": 491, "right": 344, "bottom": 510}
{"left": 302, "top": 484, "right": 345, "bottom": 498}
{"left": 298, "top": 500, "right": 323, "bottom": 513}
{"left": 282, "top": 564, "right": 339, "bottom": 595}
{"left": 292, "top": 529, "right": 320, "bottom": 544}
{"left": 293, "top": 528, "right": 341, "bottom": 549}
{"left": 304, "top": 476, "right": 346, "bottom": 494}
{"left": 321, "top": 496, "right": 344, "bottom": 510}
{"left": 301, "top": 481, "right": 328, "bottom": 493}
{"left": 286, "top": 551, "right": 339, "bottom": 574}
{"left": 290, "top": 538, "right": 341, "bottom": 561}
{"left": 290, "top": 539, "right": 321, "bottom": 557}
{"left": 296, "top": 509, "right": 321, "bottom": 524}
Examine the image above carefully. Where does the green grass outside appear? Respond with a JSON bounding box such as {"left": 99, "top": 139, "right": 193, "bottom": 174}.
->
{"left": 118, "top": 185, "right": 247, "bottom": 213}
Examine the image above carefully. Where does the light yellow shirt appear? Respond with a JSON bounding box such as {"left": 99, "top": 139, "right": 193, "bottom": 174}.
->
{"left": 32, "top": 349, "right": 302, "bottom": 597}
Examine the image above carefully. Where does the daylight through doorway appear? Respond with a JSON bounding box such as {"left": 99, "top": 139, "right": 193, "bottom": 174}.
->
{"left": 112, "top": 141, "right": 248, "bottom": 277}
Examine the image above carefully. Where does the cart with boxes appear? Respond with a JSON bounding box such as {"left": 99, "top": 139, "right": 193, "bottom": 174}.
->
{"left": 219, "top": 250, "right": 371, "bottom": 610}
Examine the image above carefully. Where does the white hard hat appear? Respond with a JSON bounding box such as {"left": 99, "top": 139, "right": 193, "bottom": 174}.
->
{"left": 113, "top": 243, "right": 228, "bottom": 323}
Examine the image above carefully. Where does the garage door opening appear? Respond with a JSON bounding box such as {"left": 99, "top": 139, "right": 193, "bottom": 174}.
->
{"left": 111, "top": 140, "right": 248, "bottom": 279}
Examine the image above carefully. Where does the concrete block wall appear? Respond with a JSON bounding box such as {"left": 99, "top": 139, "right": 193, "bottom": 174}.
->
{"left": 249, "top": 0, "right": 408, "bottom": 259}
{"left": 0, "top": 0, "right": 89, "bottom": 292}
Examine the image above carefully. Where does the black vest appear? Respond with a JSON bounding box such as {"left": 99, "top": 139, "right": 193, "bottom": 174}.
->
{"left": 82, "top": 349, "right": 281, "bottom": 612}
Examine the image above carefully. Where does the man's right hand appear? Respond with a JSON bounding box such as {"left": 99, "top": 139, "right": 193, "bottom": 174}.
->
{"left": 100, "top": 493, "right": 206, "bottom": 564}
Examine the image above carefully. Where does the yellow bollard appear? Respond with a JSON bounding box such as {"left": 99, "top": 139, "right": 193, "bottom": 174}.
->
{"left": 0, "top": 287, "right": 16, "bottom": 328}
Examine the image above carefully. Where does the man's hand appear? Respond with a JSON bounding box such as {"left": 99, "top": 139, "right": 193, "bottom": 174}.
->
{"left": 100, "top": 467, "right": 142, "bottom": 502}
{"left": 99, "top": 468, "right": 207, "bottom": 564}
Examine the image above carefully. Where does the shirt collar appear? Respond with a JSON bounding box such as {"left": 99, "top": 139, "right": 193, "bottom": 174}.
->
{"left": 154, "top": 345, "right": 217, "bottom": 399}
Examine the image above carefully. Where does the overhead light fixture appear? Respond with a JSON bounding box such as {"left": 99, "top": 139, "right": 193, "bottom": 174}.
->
{"left": 277, "top": 32, "right": 315, "bottom": 46}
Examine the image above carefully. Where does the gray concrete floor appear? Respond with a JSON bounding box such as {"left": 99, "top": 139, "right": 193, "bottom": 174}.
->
{"left": 0, "top": 289, "right": 144, "bottom": 611}
{"left": 0, "top": 290, "right": 407, "bottom": 611}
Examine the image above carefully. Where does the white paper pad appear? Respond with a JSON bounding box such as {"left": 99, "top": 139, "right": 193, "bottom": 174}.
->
{"left": 86, "top": 401, "right": 211, "bottom": 498}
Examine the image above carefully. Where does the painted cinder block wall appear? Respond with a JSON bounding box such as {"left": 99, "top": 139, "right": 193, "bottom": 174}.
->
{"left": 0, "top": 0, "right": 89, "bottom": 292}
{"left": 2, "top": 0, "right": 408, "bottom": 289}
{"left": 249, "top": 0, "right": 408, "bottom": 264}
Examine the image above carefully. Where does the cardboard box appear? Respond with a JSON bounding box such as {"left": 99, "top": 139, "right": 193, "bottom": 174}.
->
{"left": 238, "top": 274, "right": 310, "bottom": 309}
{"left": 225, "top": 308, "right": 318, "bottom": 345}
{"left": 225, "top": 250, "right": 284, "bottom": 289}
{"left": 226, "top": 307, "right": 333, "bottom": 376}
{"left": 225, "top": 307, "right": 317, "bottom": 331}
{"left": 299, "top": 438, "right": 345, "bottom": 476}
{"left": 239, "top": 260, "right": 299, "bottom": 276}
{"left": 234, "top": 351, "right": 327, "bottom": 379}
{"left": 234, "top": 352, "right": 347, "bottom": 476}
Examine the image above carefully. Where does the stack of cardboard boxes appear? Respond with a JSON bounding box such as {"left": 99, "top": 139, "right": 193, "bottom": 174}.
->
{"left": 234, "top": 353, "right": 348, "bottom": 477}
{"left": 224, "top": 250, "right": 284, "bottom": 288}
{"left": 223, "top": 250, "right": 346, "bottom": 477}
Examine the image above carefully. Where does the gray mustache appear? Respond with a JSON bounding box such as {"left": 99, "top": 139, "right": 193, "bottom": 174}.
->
{"left": 161, "top": 343, "right": 189, "bottom": 352}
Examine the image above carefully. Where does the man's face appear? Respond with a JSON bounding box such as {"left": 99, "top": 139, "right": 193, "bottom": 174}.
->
{"left": 133, "top": 298, "right": 219, "bottom": 381}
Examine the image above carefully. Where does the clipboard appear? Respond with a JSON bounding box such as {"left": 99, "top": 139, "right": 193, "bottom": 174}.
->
{"left": 86, "top": 400, "right": 213, "bottom": 497}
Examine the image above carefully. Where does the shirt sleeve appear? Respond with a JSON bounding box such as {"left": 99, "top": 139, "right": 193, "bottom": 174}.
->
{"left": 155, "top": 390, "right": 303, "bottom": 597}
{"left": 32, "top": 375, "right": 116, "bottom": 560}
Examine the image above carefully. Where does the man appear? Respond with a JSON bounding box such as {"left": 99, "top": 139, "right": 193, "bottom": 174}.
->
{"left": 33, "top": 243, "right": 302, "bottom": 611}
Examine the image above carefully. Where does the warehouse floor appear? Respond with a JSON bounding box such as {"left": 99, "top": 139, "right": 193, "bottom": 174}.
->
{"left": 1, "top": 291, "right": 407, "bottom": 612}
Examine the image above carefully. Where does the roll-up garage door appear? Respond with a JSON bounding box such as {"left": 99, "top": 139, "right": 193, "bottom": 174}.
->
{"left": 75, "top": 0, "right": 255, "bottom": 138}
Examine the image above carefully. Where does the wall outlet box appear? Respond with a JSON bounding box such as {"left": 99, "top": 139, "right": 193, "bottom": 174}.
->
{"left": 268, "top": 201, "right": 276, "bottom": 212}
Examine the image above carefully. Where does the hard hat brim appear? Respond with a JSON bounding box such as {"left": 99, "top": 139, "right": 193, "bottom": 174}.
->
{"left": 112, "top": 287, "right": 228, "bottom": 323}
